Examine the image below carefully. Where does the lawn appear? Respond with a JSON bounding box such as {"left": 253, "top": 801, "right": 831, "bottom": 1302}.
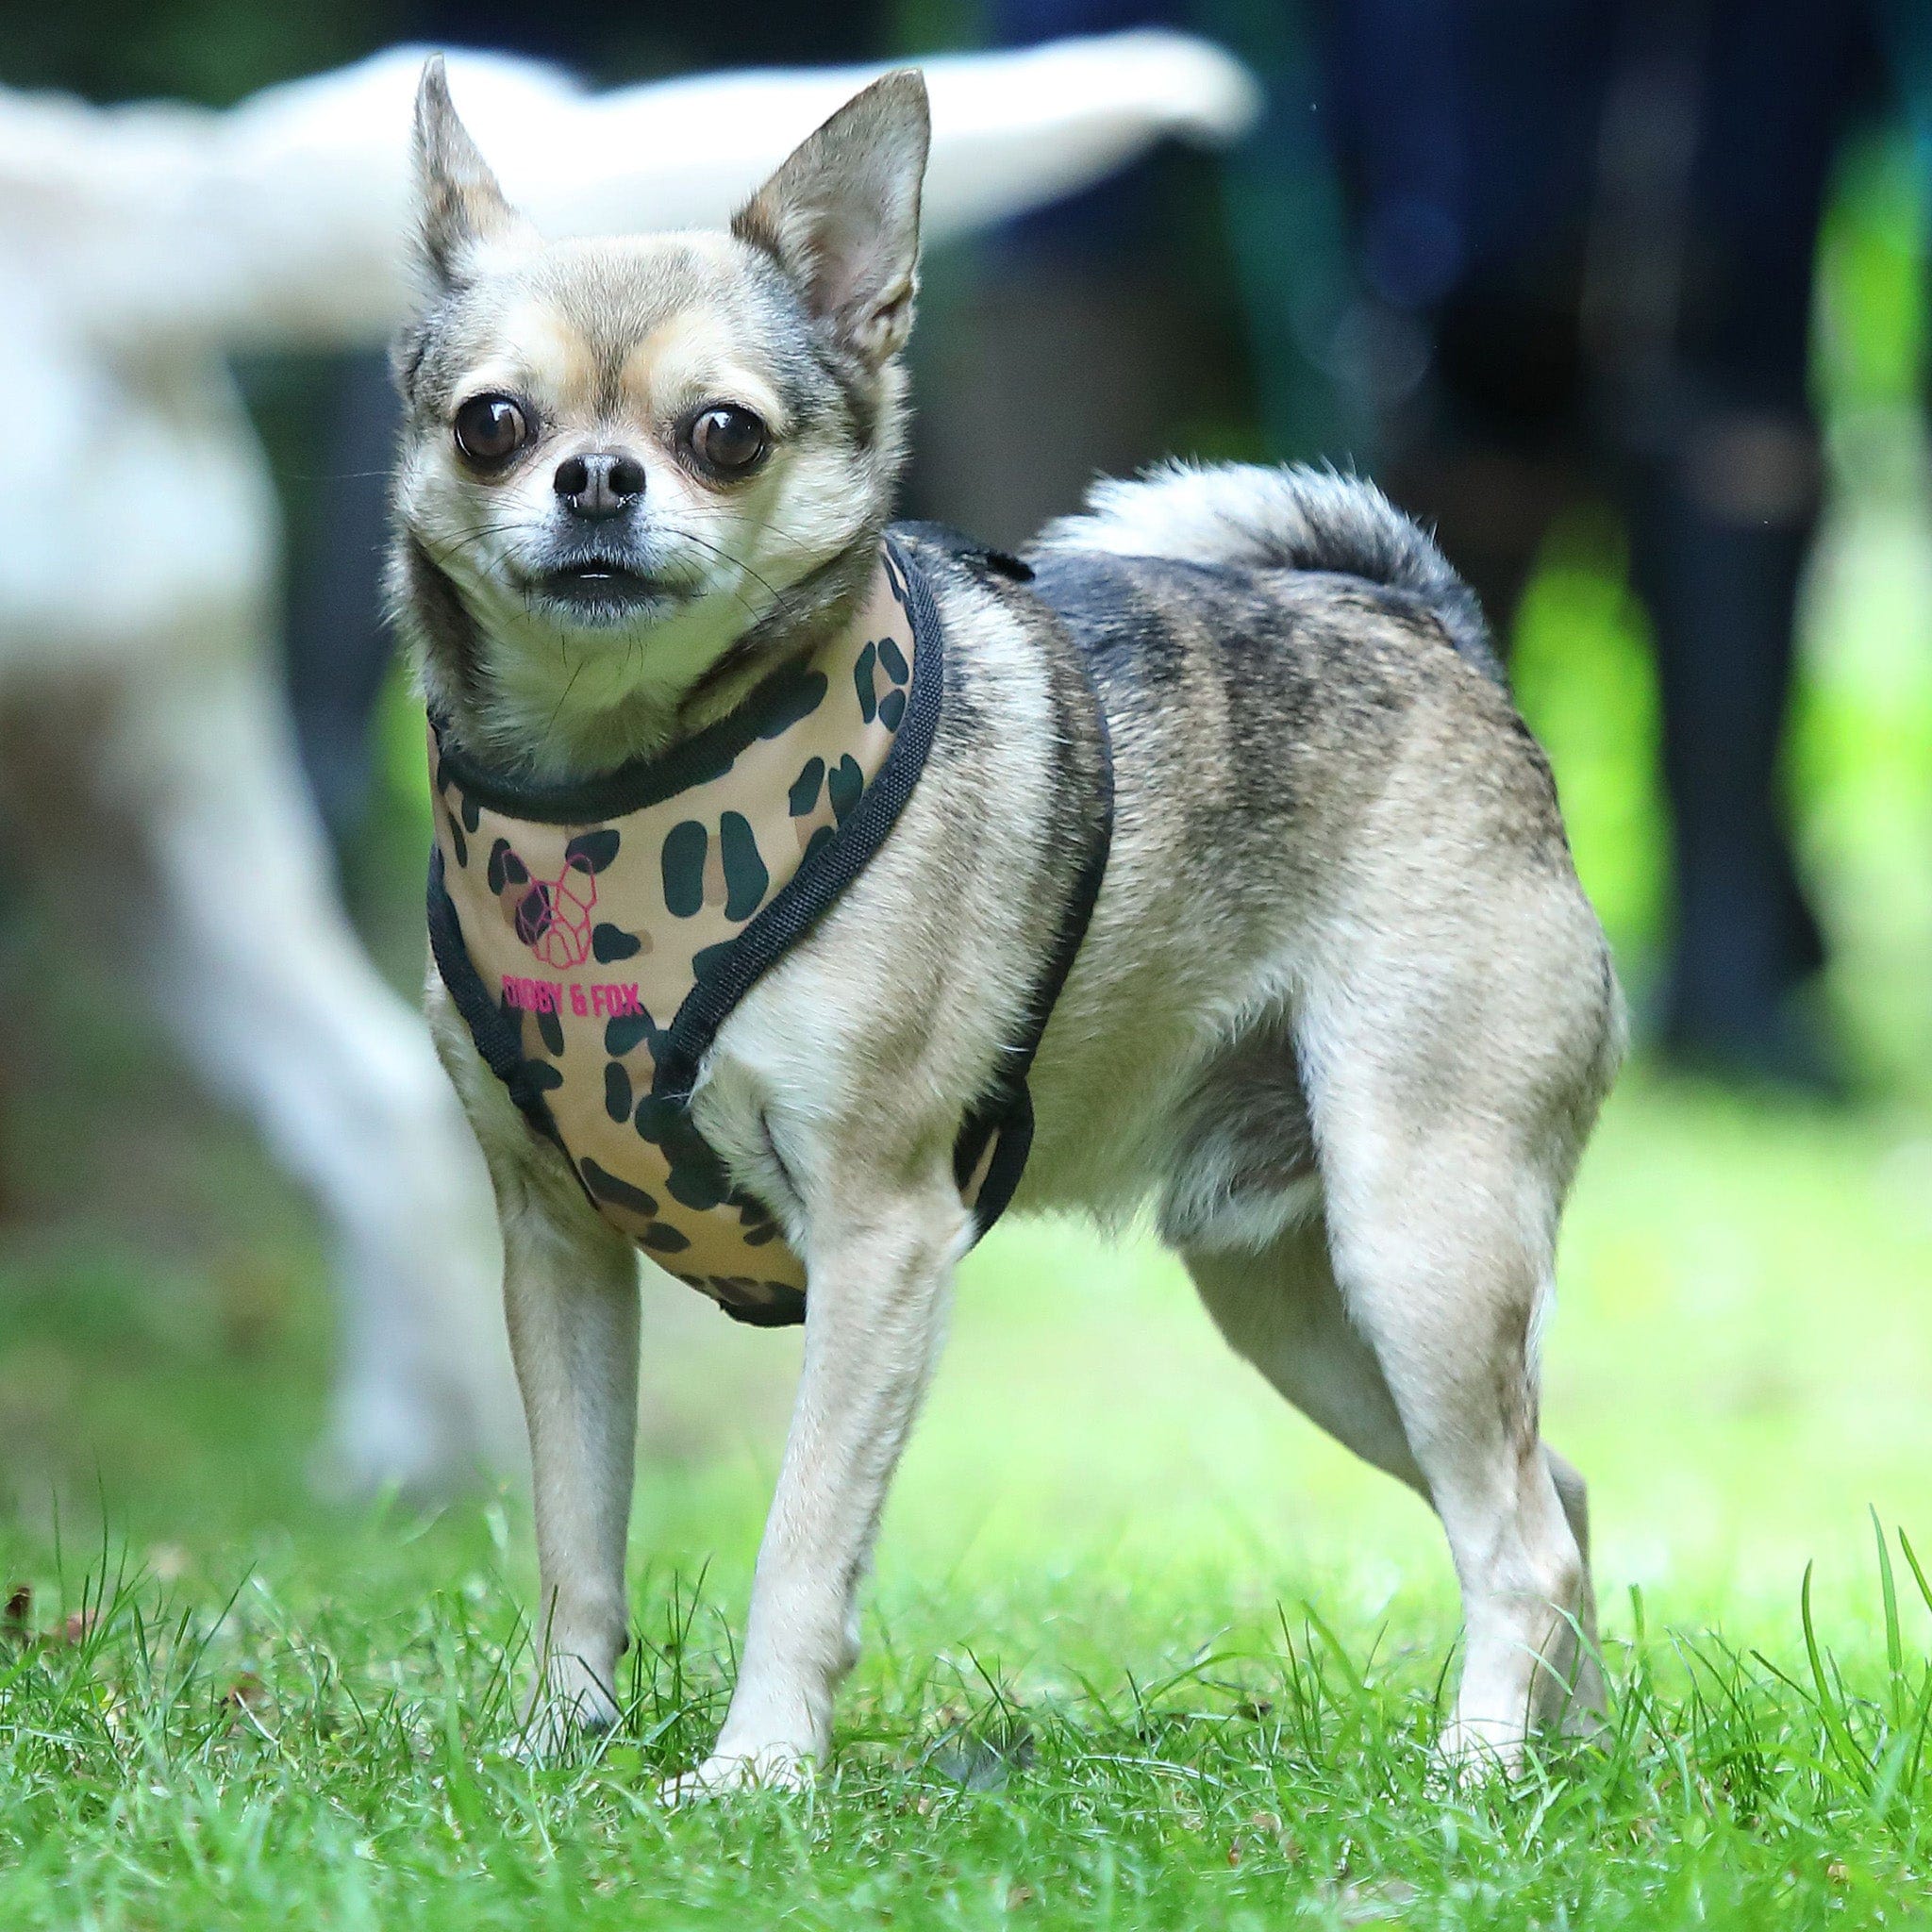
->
{"left": 6, "top": 281, "right": 1932, "bottom": 1927}
{"left": 6, "top": 1025, "right": 1932, "bottom": 1927}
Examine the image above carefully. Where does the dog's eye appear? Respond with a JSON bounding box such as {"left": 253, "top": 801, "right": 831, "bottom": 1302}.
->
{"left": 688, "top": 406, "right": 768, "bottom": 477}
{"left": 453, "top": 394, "right": 530, "bottom": 466}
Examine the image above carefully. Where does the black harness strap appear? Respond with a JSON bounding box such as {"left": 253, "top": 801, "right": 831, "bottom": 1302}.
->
{"left": 952, "top": 631, "right": 1115, "bottom": 1233}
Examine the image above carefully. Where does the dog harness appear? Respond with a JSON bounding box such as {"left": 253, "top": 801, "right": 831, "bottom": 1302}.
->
{"left": 427, "top": 535, "right": 1111, "bottom": 1326}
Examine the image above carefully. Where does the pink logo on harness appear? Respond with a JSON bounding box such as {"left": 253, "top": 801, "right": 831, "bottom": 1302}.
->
{"left": 514, "top": 856, "right": 597, "bottom": 970}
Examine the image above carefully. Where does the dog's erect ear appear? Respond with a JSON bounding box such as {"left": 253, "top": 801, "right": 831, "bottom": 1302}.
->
{"left": 733, "top": 70, "right": 930, "bottom": 370}
{"left": 412, "top": 55, "right": 528, "bottom": 291}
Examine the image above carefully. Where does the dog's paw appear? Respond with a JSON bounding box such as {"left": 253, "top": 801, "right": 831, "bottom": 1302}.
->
{"left": 510, "top": 1710, "right": 609, "bottom": 1767}
{"left": 658, "top": 1744, "right": 814, "bottom": 1806}
{"left": 1431, "top": 1714, "right": 1526, "bottom": 1788}
{"left": 512, "top": 1669, "right": 621, "bottom": 1765}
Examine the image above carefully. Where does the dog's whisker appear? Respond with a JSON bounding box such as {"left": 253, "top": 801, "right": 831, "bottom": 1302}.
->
{"left": 537, "top": 651, "right": 589, "bottom": 759}
{"left": 673, "top": 502, "right": 828, "bottom": 555}
{"left": 603, "top": 528, "right": 777, "bottom": 629}
{"left": 651, "top": 522, "right": 787, "bottom": 608}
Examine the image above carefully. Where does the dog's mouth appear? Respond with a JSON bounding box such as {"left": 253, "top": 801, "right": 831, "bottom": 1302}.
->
{"left": 525, "top": 559, "right": 682, "bottom": 619}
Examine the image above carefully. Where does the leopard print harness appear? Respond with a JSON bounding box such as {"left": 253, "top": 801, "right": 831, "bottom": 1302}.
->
{"left": 426, "top": 534, "right": 1111, "bottom": 1326}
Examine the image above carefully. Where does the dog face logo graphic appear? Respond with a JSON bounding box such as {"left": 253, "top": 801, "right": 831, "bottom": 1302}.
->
{"left": 515, "top": 858, "right": 596, "bottom": 968}
{"left": 488, "top": 829, "right": 619, "bottom": 970}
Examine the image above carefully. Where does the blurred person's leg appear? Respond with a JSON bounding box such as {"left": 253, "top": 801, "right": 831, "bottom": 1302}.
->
{"left": 1624, "top": 408, "right": 1829, "bottom": 1084}
{"left": 1380, "top": 281, "right": 1594, "bottom": 647}
{"left": 908, "top": 0, "right": 1248, "bottom": 545}
{"left": 1304, "top": 0, "right": 1613, "bottom": 640}
{"left": 1605, "top": 0, "right": 1880, "bottom": 1088}
{"left": 282, "top": 351, "right": 401, "bottom": 860}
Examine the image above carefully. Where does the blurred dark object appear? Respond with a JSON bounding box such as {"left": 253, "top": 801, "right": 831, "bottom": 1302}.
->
{"left": 908, "top": 0, "right": 1259, "bottom": 547}
{"left": 1883, "top": 0, "right": 1932, "bottom": 181}
{"left": 0, "top": 0, "right": 384, "bottom": 106}
{"left": 279, "top": 352, "right": 398, "bottom": 858}
{"left": 1313, "top": 0, "right": 1885, "bottom": 1093}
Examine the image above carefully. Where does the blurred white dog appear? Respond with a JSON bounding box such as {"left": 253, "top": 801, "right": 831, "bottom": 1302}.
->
{"left": 0, "top": 39, "right": 1258, "bottom": 1491}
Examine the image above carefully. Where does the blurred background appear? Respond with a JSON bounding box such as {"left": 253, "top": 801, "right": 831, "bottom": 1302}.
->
{"left": 3, "top": 0, "right": 1932, "bottom": 1641}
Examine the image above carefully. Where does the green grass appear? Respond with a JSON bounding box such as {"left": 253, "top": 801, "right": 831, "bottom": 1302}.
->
{"left": 6, "top": 1510, "right": 1932, "bottom": 1931}
{"left": 6, "top": 1066, "right": 1932, "bottom": 1928}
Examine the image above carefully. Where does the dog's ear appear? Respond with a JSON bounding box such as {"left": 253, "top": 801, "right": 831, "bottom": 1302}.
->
{"left": 411, "top": 55, "right": 529, "bottom": 291}
{"left": 733, "top": 69, "right": 930, "bottom": 371}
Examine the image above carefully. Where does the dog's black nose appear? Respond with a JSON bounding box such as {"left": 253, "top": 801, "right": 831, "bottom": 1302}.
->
{"left": 554, "top": 451, "right": 645, "bottom": 520}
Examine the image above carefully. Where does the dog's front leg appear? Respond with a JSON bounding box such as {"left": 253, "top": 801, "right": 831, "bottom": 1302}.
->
{"left": 672, "top": 1182, "right": 965, "bottom": 1798}
{"left": 495, "top": 1166, "right": 642, "bottom": 1755}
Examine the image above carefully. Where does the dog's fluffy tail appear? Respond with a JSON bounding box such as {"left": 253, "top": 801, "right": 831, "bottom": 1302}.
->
{"left": 1036, "top": 459, "right": 1502, "bottom": 683}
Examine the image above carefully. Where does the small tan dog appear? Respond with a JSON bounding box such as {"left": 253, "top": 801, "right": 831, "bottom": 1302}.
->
{"left": 392, "top": 57, "right": 1624, "bottom": 1792}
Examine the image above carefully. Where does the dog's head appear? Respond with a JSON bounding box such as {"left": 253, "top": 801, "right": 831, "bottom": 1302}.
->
{"left": 391, "top": 58, "right": 929, "bottom": 749}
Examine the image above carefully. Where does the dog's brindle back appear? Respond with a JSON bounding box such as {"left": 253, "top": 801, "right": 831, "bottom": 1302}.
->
{"left": 882, "top": 515, "right": 1611, "bottom": 1222}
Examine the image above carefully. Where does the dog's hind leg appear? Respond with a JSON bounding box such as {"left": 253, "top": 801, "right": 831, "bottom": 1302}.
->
{"left": 1185, "top": 1219, "right": 1424, "bottom": 1491}
{"left": 1183, "top": 1220, "right": 1600, "bottom": 1721}
{"left": 108, "top": 656, "right": 518, "bottom": 1491}
{"left": 1295, "top": 1024, "right": 1605, "bottom": 1767}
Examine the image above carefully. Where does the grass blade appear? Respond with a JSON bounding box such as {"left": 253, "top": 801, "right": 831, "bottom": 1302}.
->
{"left": 1800, "top": 1561, "right": 1871, "bottom": 1795}
{"left": 1873, "top": 1507, "right": 1905, "bottom": 1731}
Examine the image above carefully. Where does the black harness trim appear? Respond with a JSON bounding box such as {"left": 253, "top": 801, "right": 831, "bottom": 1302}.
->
{"left": 951, "top": 634, "right": 1114, "bottom": 1235}
{"left": 647, "top": 540, "right": 944, "bottom": 1104}
{"left": 430, "top": 848, "right": 547, "bottom": 1127}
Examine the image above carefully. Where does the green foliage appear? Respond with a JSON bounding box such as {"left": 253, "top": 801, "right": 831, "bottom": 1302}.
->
{"left": 1817, "top": 132, "right": 1928, "bottom": 416}
{"left": 1510, "top": 508, "right": 1670, "bottom": 975}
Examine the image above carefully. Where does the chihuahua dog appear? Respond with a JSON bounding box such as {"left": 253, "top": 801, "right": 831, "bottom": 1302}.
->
{"left": 393, "top": 57, "right": 1624, "bottom": 1792}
